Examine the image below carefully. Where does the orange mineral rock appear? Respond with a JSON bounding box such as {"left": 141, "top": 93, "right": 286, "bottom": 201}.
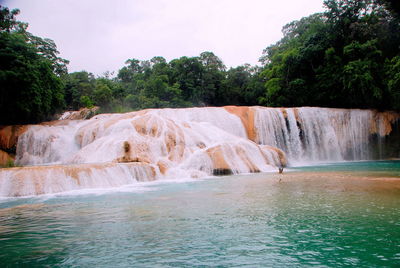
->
{"left": 261, "top": 145, "right": 287, "bottom": 167}
{"left": 370, "top": 111, "right": 400, "bottom": 136}
{"left": 0, "top": 150, "right": 14, "bottom": 166}
{"left": 223, "top": 106, "right": 256, "bottom": 141}
{"left": 0, "top": 125, "right": 28, "bottom": 150}
{"left": 206, "top": 145, "right": 232, "bottom": 175}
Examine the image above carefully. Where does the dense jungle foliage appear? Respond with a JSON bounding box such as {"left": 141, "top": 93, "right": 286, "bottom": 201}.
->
{"left": 0, "top": 0, "right": 399, "bottom": 124}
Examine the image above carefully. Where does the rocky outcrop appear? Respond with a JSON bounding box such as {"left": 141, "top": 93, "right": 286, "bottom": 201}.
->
{"left": 206, "top": 145, "right": 233, "bottom": 175}
{"left": 0, "top": 125, "right": 27, "bottom": 151}
{"left": 370, "top": 111, "right": 400, "bottom": 136}
{"left": 58, "top": 106, "right": 100, "bottom": 120}
{"left": 206, "top": 142, "right": 287, "bottom": 176}
{"left": 0, "top": 150, "right": 14, "bottom": 167}
{"left": 261, "top": 145, "right": 287, "bottom": 168}
{"left": 116, "top": 141, "right": 138, "bottom": 163}
{"left": 224, "top": 106, "right": 256, "bottom": 141}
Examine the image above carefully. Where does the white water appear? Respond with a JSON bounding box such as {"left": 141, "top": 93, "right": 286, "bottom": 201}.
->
{"left": 254, "top": 107, "right": 379, "bottom": 165}
{"left": 0, "top": 163, "right": 154, "bottom": 197}
{"left": 1, "top": 106, "right": 396, "bottom": 197}
{"left": 152, "top": 107, "right": 248, "bottom": 138}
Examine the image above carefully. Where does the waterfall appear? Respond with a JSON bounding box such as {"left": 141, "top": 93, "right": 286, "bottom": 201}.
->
{"left": 0, "top": 106, "right": 398, "bottom": 197}
{"left": 16, "top": 121, "right": 82, "bottom": 165}
{"left": 253, "top": 107, "right": 387, "bottom": 164}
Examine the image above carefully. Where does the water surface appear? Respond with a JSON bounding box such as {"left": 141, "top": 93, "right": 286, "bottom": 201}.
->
{"left": 1, "top": 161, "right": 399, "bottom": 267}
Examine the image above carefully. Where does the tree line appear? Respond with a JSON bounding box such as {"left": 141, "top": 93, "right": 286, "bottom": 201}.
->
{"left": 63, "top": 54, "right": 265, "bottom": 113}
{"left": 0, "top": 0, "right": 399, "bottom": 125}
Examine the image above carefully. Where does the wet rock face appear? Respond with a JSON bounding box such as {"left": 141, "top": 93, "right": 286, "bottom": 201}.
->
{"left": 116, "top": 141, "right": 140, "bottom": 163}
{"left": 58, "top": 107, "right": 99, "bottom": 120}
{"left": 223, "top": 106, "right": 256, "bottom": 141}
{"left": 0, "top": 150, "right": 13, "bottom": 166}
{"left": 370, "top": 111, "right": 400, "bottom": 137}
{"left": 0, "top": 125, "right": 27, "bottom": 152}
{"left": 212, "top": 168, "right": 233, "bottom": 176}
{"left": 123, "top": 141, "right": 130, "bottom": 153}
{"left": 261, "top": 145, "right": 287, "bottom": 168}
{"left": 370, "top": 119, "right": 400, "bottom": 159}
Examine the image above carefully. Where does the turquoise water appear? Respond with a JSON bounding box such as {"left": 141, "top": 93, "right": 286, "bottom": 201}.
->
{"left": 0, "top": 161, "right": 400, "bottom": 267}
{"left": 291, "top": 160, "right": 400, "bottom": 175}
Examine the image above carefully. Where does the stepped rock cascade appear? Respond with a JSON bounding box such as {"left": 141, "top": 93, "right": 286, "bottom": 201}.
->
{"left": 0, "top": 163, "right": 155, "bottom": 197}
{"left": 0, "top": 106, "right": 398, "bottom": 197}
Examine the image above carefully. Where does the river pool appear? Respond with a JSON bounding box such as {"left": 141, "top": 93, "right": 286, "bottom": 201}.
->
{"left": 0, "top": 161, "right": 399, "bottom": 267}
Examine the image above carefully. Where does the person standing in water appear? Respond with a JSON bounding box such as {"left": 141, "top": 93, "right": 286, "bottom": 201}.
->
{"left": 278, "top": 166, "right": 284, "bottom": 182}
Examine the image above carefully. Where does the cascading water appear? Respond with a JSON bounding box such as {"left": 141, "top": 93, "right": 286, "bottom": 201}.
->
{"left": 0, "top": 106, "right": 398, "bottom": 197}
{"left": 152, "top": 107, "right": 248, "bottom": 139}
{"left": 16, "top": 121, "right": 83, "bottom": 165}
{"left": 255, "top": 108, "right": 306, "bottom": 162}
{"left": 0, "top": 162, "right": 155, "bottom": 197}
{"left": 253, "top": 107, "right": 392, "bottom": 164}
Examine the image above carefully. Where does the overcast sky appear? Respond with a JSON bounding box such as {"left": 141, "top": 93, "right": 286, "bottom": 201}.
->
{"left": 4, "top": 0, "right": 325, "bottom": 75}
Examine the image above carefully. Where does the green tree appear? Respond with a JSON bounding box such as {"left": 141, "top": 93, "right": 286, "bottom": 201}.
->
{"left": 93, "top": 82, "right": 113, "bottom": 108}
{"left": 260, "top": 0, "right": 400, "bottom": 110}
{"left": 80, "top": 96, "right": 94, "bottom": 108}
{"left": 169, "top": 56, "right": 204, "bottom": 104}
{"left": 0, "top": 5, "right": 66, "bottom": 124}
{"left": 385, "top": 56, "right": 400, "bottom": 110}
{"left": 27, "top": 34, "right": 69, "bottom": 76}
{"left": 63, "top": 71, "right": 95, "bottom": 109}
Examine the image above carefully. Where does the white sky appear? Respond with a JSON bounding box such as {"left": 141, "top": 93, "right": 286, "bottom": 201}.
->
{"left": 3, "top": 0, "right": 325, "bottom": 75}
